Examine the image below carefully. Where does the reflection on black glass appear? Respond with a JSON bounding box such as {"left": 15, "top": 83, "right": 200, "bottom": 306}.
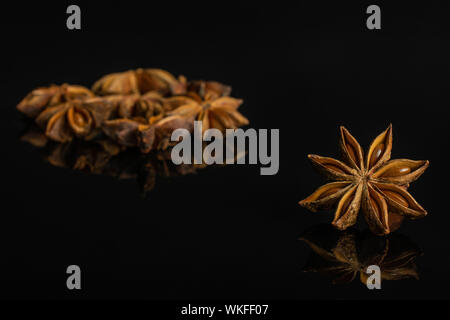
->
{"left": 300, "top": 224, "right": 422, "bottom": 285}
{"left": 20, "top": 124, "right": 222, "bottom": 196}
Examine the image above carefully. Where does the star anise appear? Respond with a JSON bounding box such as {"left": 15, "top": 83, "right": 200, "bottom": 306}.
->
{"left": 17, "top": 84, "right": 94, "bottom": 118}
{"left": 101, "top": 118, "right": 156, "bottom": 153}
{"left": 300, "top": 224, "right": 421, "bottom": 285}
{"left": 102, "top": 92, "right": 166, "bottom": 124}
{"left": 34, "top": 97, "right": 114, "bottom": 142}
{"left": 186, "top": 80, "right": 232, "bottom": 101}
{"left": 299, "top": 125, "right": 429, "bottom": 235}
{"left": 102, "top": 114, "right": 194, "bottom": 153}
{"left": 165, "top": 81, "right": 248, "bottom": 133}
{"left": 16, "top": 69, "right": 250, "bottom": 154}
{"left": 92, "top": 68, "right": 187, "bottom": 96}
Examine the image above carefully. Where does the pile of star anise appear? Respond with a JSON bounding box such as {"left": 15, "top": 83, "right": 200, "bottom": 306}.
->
{"left": 17, "top": 68, "right": 249, "bottom": 153}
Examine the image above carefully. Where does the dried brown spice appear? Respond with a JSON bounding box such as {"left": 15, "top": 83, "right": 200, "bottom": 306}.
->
{"left": 138, "top": 68, "right": 187, "bottom": 96}
{"left": 299, "top": 124, "right": 429, "bottom": 235}
{"left": 102, "top": 118, "right": 155, "bottom": 153}
{"left": 165, "top": 79, "right": 248, "bottom": 132}
{"left": 34, "top": 97, "right": 114, "bottom": 142}
{"left": 152, "top": 114, "right": 195, "bottom": 150}
{"left": 16, "top": 68, "right": 250, "bottom": 196}
{"left": 100, "top": 92, "right": 166, "bottom": 123}
{"left": 92, "top": 68, "right": 187, "bottom": 96}
{"left": 102, "top": 113, "right": 194, "bottom": 153}
{"left": 187, "top": 80, "right": 232, "bottom": 101}
{"left": 301, "top": 225, "right": 421, "bottom": 285}
{"left": 17, "top": 68, "right": 249, "bottom": 154}
{"left": 17, "top": 84, "right": 94, "bottom": 118}
{"left": 167, "top": 95, "right": 249, "bottom": 133}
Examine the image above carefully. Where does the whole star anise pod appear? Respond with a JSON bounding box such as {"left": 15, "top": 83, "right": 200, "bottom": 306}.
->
{"left": 34, "top": 97, "right": 114, "bottom": 143}
{"left": 186, "top": 80, "right": 232, "bottom": 101}
{"left": 102, "top": 92, "right": 166, "bottom": 124}
{"left": 92, "top": 68, "right": 187, "bottom": 96}
{"left": 300, "top": 224, "right": 421, "bottom": 285}
{"left": 17, "top": 84, "right": 94, "bottom": 118}
{"left": 299, "top": 125, "right": 429, "bottom": 235}
{"left": 166, "top": 92, "right": 249, "bottom": 133}
{"left": 101, "top": 118, "right": 156, "bottom": 153}
{"left": 102, "top": 114, "right": 194, "bottom": 153}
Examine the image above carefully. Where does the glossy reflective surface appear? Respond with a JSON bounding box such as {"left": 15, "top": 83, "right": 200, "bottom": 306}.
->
{"left": 20, "top": 123, "right": 213, "bottom": 196}
{"left": 301, "top": 224, "right": 421, "bottom": 285}
{"left": 2, "top": 2, "right": 450, "bottom": 300}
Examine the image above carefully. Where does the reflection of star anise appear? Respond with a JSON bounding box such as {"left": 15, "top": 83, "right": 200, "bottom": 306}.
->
{"left": 300, "top": 224, "right": 421, "bottom": 285}
{"left": 20, "top": 125, "right": 236, "bottom": 196}
{"left": 299, "top": 125, "right": 429, "bottom": 235}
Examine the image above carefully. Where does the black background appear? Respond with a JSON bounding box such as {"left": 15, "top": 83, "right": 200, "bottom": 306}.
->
{"left": 1, "top": 1, "right": 449, "bottom": 300}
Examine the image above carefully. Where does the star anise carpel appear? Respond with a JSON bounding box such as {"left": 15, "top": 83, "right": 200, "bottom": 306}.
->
{"left": 299, "top": 124, "right": 429, "bottom": 235}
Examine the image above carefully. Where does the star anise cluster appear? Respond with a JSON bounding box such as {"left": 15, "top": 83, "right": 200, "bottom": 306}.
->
{"left": 17, "top": 68, "right": 249, "bottom": 153}
{"left": 299, "top": 125, "right": 429, "bottom": 235}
